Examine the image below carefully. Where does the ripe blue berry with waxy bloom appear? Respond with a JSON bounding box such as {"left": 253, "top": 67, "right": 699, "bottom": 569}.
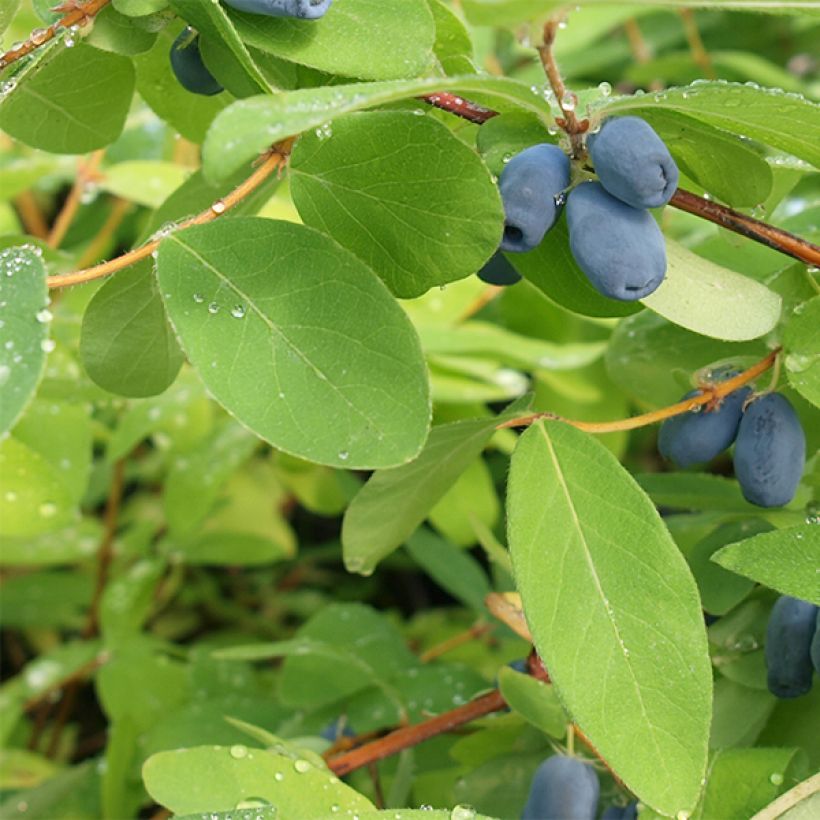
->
{"left": 658, "top": 383, "right": 750, "bottom": 467}
{"left": 169, "top": 28, "right": 223, "bottom": 97}
{"left": 566, "top": 182, "right": 666, "bottom": 301}
{"left": 588, "top": 116, "right": 679, "bottom": 209}
{"left": 765, "top": 596, "right": 818, "bottom": 699}
{"left": 521, "top": 756, "right": 600, "bottom": 820}
{"left": 477, "top": 251, "right": 522, "bottom": 286}
{"left": 498, "top": 144, "right": 570, "bottom": 253}
{"left": 222, "top": 0, "right": 332, "bottom": 18}
{"left": 734, "top": 393, "right": 806, "bottom": 507}
{"left": 811, "top": 611, "right": 820, "bottom": 675}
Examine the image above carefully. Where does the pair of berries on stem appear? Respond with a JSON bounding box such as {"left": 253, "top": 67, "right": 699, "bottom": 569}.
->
{"left": 169, "top": 1, "right": 332, "bottom": 96}
{"left": 481, "top": 116, "right": 678, "bottom": 302}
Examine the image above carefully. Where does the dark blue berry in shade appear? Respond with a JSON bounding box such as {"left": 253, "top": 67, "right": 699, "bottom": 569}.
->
{"left": 588, "top": 116, "right": 679, "bottom": 209}
{"left": 734, "top": 393, "right": 806, "bottom": 508}
{"left": 498, "top": 144, "right": 570, "bottom": 253}
{"left": 601, "top": 802, "right": 638, "bottom": 820}
{"left": 765, "top": 595, "right": 818, "bottom": 699}
{"left": 477, "top": 251, "right": 522, "bottom": 286}
{"left": 811, "top": 611, "right": 820, "bottom": 675}
{"left": 566, "top": 182, "right": 666, "bottom": 301}
{"left": 319, "top": 719, "right": 356, "bottom": 742}
{"left": 169, "top": 28, "right": 223, "bottom": 97}
{"left": 223, "top": 0, "right": 332, "bottom": 18}
{"left": 658, "top": 384, "right": 750, "bottom": 467}
{"left": 508, "top": 658, "right": 529, "bottom": 674}
{"left": 521, "top": 756, "right": 600, "bottom": 820}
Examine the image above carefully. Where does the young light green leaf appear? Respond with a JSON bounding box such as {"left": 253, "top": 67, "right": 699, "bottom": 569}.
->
{"left": 143, "top": 746, "right": 375, "bottom": 818}
{"left": 0, "top": 246, "right": 49, "bottom": 435}
{"left": 156, "top": 218, "right": 430, "bottom": 469}
{"left": 783, "top": 296, "right": 820, "bottom": 408}
{"left": 291, "top": 111, "right": 503, "bottom": 298}
{"left": 507, "top": 421, "right": 711, "bottom": 815}
{"left": 229, "top": 0, "right": 436, "bottom": 81}
{"left": 601, "top": 81, "right": 820, "bottom": 167}
{"left": 497, "top": 667, "right": 567, "bottom": 738}
{"left": 0, "top": 44, "right": 134, "bottom": 153}
{"left": 98, "top": 162, "right": 192, "bottom": 209}
{"left": 643, "top": 239, "right": 782, "bottom": 341}
{"left": 712, "top": 525, "right": 820, "bottom": 606}
{"left": 202, "top": 75, "right": 549, "bottom": 182}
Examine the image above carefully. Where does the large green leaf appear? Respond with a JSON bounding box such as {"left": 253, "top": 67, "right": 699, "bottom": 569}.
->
{"left": 156, "top": 218, "right": 430, "bottom": 469}
{"left": 0, "top": 245, "right": 48, "bottom": 435}
{"left": 601, "top": 81, "right": 820, "bottom": 168}
{"left": 507, "top": 421, "right": 711, "bottom": 815}
{"left": 643, "top": 239, "right": 782, "bottom": 341}
{"left": 783, "top": 295, "right": 820, "bottom": 408}
{"left": 291, "top": 111, "right": 503, "bottom": 298}
{"left": 0, "top": 44, "right": 134, "bottom": 153}
{"left": 228, "top": 0, "right": 436, "bottom": 81}
{"left": 712, "top": 525, "right": 820, "bottom": 606}
{"left": 202, "top": 75, "right": 549, "bottom": 182}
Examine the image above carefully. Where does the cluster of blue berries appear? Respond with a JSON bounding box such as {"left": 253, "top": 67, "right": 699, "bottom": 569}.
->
{"left": 480, "top": 117, "right": 678, "bottom": 302}
{"left": 659, "top": 377, "right": 806, "bottom": 508}
{"left": 169, "top": 1, "right": 332, "bottom": 96}
{"left": 522, "top": 755, "right": 636, "bottom": 820}
{"left": 765, "top": 595, "right": 820, "bottom": 699}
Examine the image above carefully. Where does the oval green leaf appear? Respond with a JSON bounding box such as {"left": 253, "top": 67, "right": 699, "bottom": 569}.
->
{"left": 156, "top": 218, "right": 430, "bottom": 469}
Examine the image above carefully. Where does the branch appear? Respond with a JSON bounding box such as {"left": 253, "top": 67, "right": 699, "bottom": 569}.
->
{"left": 48, "top": 149, "right": 105, "bottom": 249}
{"left": 0, "top": 0, "right": 112, "bottom": 71}
{"left": 497, "top": 348, "right": 780, "bottom": 433}
{"left": 46, "top": 140, "right": 293, "bottom": 289}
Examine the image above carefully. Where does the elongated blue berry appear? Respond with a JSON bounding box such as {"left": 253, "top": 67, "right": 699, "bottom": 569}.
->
{"left": 566, "top": 182, "right": 665, "bottom": 301}
{"left": 521, "top": 756, "right": 600, "bottom": 820}
{"left": 811, "top": 611, "right": 820, "bottom": 675}
{"left": 734, "top": 393, "right": 806, "bottom": 507}
{"left": 588, "top": 116, "right": 679, "bottom": 209}
{"left": 169, "top": 29, "right": 223, "bottom": 96}
{"left": 223, "top": 0, "right": 332, "bottom": 18}
{"left": 499, "top": 144, "right": 570, "bottom": 253}
{"left": 765, "top": 595, "right": 818, "bottom": 699}
{"left": 478, "top": 251, "right": 522, "bottom": 286}
{"left": 658, "top": 385, "right": 750, "bottom": 467}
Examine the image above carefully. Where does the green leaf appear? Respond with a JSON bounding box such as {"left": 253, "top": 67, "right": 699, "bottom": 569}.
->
{"left": 428, "top": 0, "right": 475, "bottom": 75}
{"left": 290, "top": 111, "right": 503, "bottom": 298}
{"left": 0, "top": 519, "right": 102, "bottom": 566}
{"left": 99, "top": 161, "right": 192, "bottom": 209}
{"left": 156, "top": 218, "right": 430, "bottom": 469}
{"left": 405, "top": 528, "right": 491, "bottom": 612}
{"left": 229, "top": 0, "right": 436, "bottom": 81}
{"left": 202, "top": 75, "right": 548, "bottom": 182}
{"left": 80, "top": 261, "right": 185, "bottom": 398}
{"left": 87, "top": 6, "right": 158, "bottom": 56}
{"left": 0, "top": 245, "right": 49, "bottom": 435}
{"left": 712, "top": 525, "right": 820, "bottom": 606}
{"left": 643, "top": 239, "right": 782, "bottom": 341}
{"left": 0, "top": 1, "right": 20, "bottom": 37}
{"left": 142, "top": 746, "right": 375, "bottom": 817}
{"left": 601, "top": 81, "right": 820, "bottom": 168}
{"left": 783, "top": 296, "right": 820, "bottom": 408}
{"left": 342, "top": 415, "right": 505, "bottom": 575}
{"left": 636, "top": 473, "right": 764, "bottom": 514}
{"left": 497, "top": 667, "right": 567, "bottom": 738}
{"left": 0, "top": 44, "right": 134, "bottom": 153}
{"left": 507, "top": 421, "right": 711, "bottom": 815}
{"left": 754, "top": 774, "right": 820, "bottom": 820}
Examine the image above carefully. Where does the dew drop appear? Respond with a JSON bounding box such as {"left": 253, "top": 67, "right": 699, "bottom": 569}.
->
{"left": 229, "top": 744, "right": 248, "bottom": 759}
{"left": 40, "top": 339, "right": 56, "bottom": 353}
{"left": 207, "top": 302, "right": 220, "bottom": 315}
{"left": 293, "top": 759, "right": 311, "bottom": 774}
{"left": 38, "top": 502, "right": 57, "bottom": 518}
{"left": 274, "top": 772, "right": 284, "bottom": 782}
{"left": 451, "top": 806, "right": 476, "bottom": 820}
{"left": 230, "top": 304, "right": 246, "bottom": 319}
{"left": 211, "top": 199, "right": 226, "bottom": 215}
{"left": 769, "top": 772, "right": 784, "bottom": 785}
{"left": 193, "top": 293, "right": 205, "bottom": 303}
{"left": 338, "top": 450, "right": 349, "bottom": 462}
{"left": 30, "top": 28, "right": 49, "bottom": 45}
{"left": 35, "top": 308, "right": 53, "bottom": 323}
{"left": 561, "top": 91, "right": 578, "bottom": 112}
{"left": 597, "top": 81, "right": 612, "bottom": 97}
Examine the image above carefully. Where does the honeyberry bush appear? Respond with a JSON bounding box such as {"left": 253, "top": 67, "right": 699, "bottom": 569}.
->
{"left": 0, "top": 1, "right": 819, "bottom": 818}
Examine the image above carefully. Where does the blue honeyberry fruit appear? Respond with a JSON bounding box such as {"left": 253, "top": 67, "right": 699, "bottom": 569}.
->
{"left": 169, "top": 28, "right": 223, "bottom": 96}
{"left": 320, "top": 718, "right": 356, "bottom": 742}
{"left": 734, "top": 393, "right": 806, "bottom": 508}
{"left": 658, "top": 384, "right": 750, "bottom": 467}
{"left": 811, "top": 611, "right": 820, "bottom": 675}
{"left": 588, "top": 116, "right": 679, "bottom": 210}
{"left": 498, "top": 144, "right": 570, "bottom": 253}
{"left": 521, "top": 756, "right": 600, "bottom": 820}
{"left": 477, "top": 251, "right": 522, "bottom": 286}
{"left": 223, "top": 0, "right": 332, "bottom": 18}
{"left": 601, "top": 803, "right": 638, "bottom": 820}
{"left": 566, "top": 181, "right": 666, "bottom": 301}
{"left": 765, "top": 595, "right": 818, "bottom": 699}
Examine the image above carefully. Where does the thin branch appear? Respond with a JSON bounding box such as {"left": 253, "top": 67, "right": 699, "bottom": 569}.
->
{"left": 47, "top": 140, "right": 293, "bottom": 289}
{"left": 22, "top": 653, "right": 109, "bottom": 712}
{"left": 678, "top": 9, "right": 716, "bottom": 79}
{"left": 497, "top": 348, "right": 780, "bottom": 433}
{"left": 75, "top": 197, "right": 132, "bottom": 269}
{"left": 750, "top": 772, "right": 820, "bottom": 820}
{"left": 0, "top": 0, "right": 111, "bottom": 71}
{"left": 13, "top": 191, "right": 49, "bottom": 239}
{"left": 624, "top": 18, "right": 652, "bottom": 64}
{"left": 48, "top": 150, "right": 105, "bottom": 249}
{"left": 419, "top": 622, "right": 491, "bottom": 663}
